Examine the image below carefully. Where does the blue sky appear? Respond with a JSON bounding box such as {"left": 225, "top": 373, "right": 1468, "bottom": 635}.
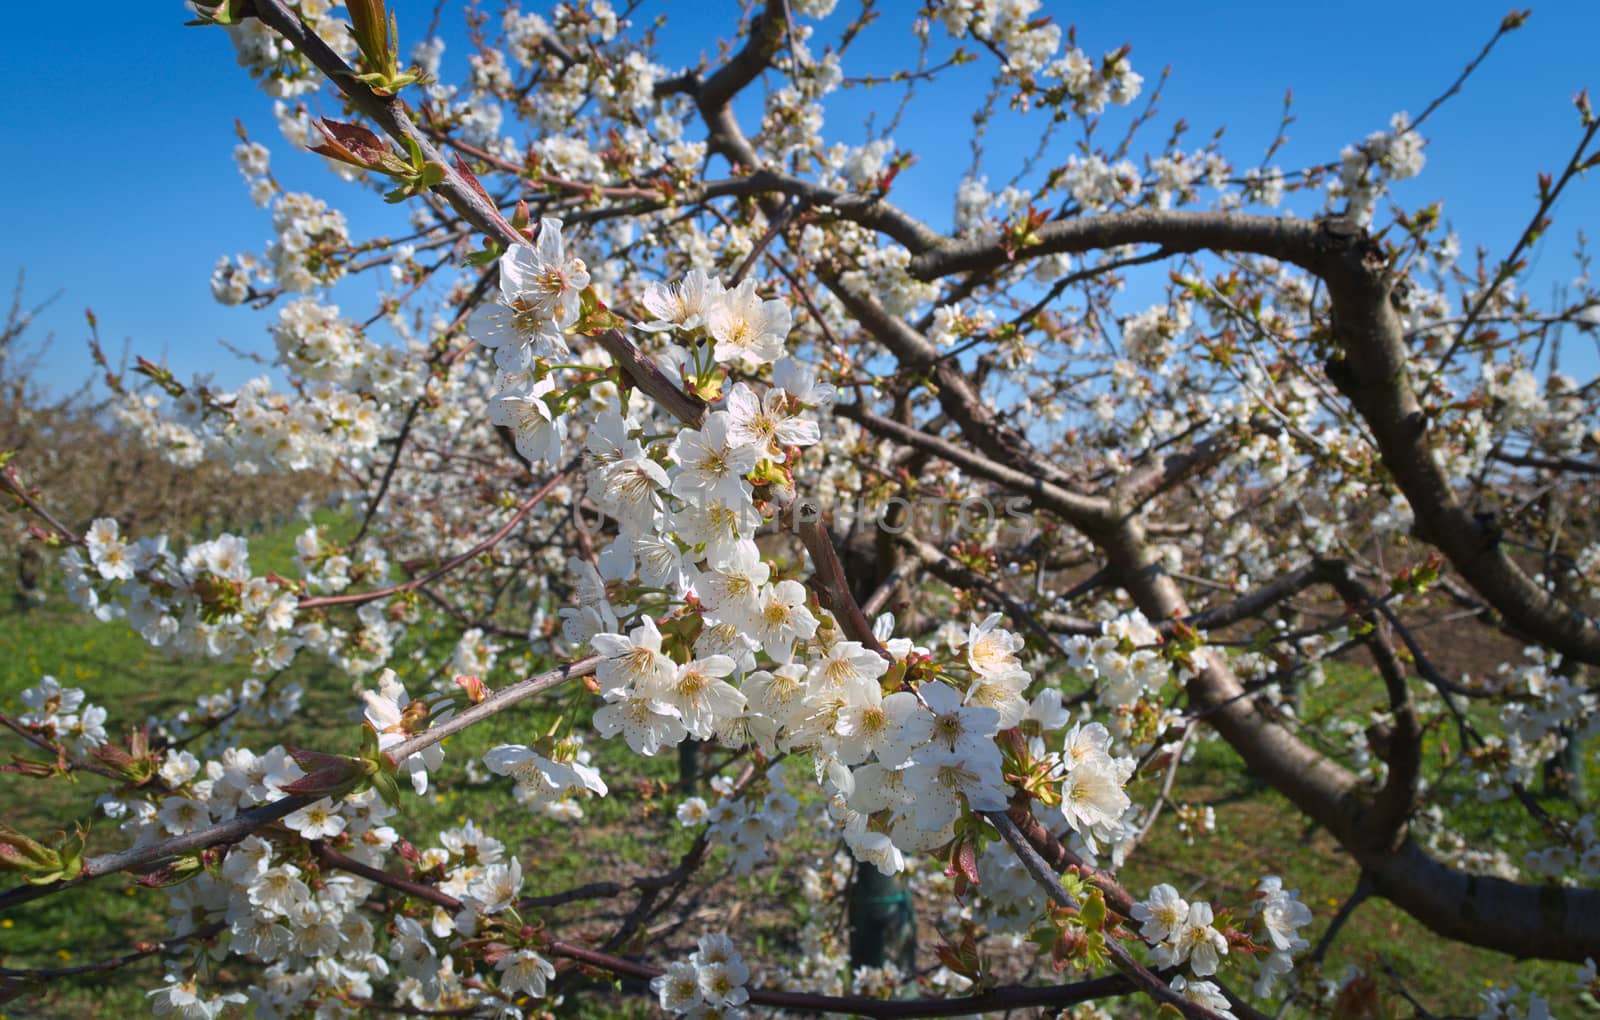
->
{"left": 5, "top": 1, "right": 1598, "bottom": 396}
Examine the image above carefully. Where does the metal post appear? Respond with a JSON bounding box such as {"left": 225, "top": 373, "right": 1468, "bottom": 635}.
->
{"left": 678, "top": 737, "right": 701, "bottom": 793}
{"left": 847, "top": 863, "right": 916, "bottom": 981}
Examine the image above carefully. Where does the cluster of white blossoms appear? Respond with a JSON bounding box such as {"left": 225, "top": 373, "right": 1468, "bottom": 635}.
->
{"left": 836, "top": 238, "right": 942, "bottom": 316}
{"left": 275, "top": 190, "right": 353, "bottom": 293}
{"left": 1575, "top": 542, "right": 1600, "bottom": 602}
{"left": 118, "top": 373, "right": 382, "bottom": 476}
{"left": 1130, "top": 875, "right": 1312, "bottom": 1014}
{"left": 17, "top": 676, "right": 107, "bottom": 754}
{"left": 233, "top": 140, "right": 275, "bottom": 208}
{"left": 63, "top": 515, "right": 413, "bottom": 678}
{"left": 69, "top": 519, "right": 284, "bottom": 658}
{"left": 929, "top": 301, "right": 1000, "bottom": 349}
{"left": 1121, "top": 300, "right": 1195, "bottom": 367}
{"left": 112, "top": 390, "right": 210, "bottom": 468}
{"left": 210, "top": 140, "right": 351, "bottom": 304}
{"left": 1412, "top": 802, "right": 1523, "bottom": 881}
{"left": 147, "top": 247, "right": 426, "bottom": 478}
{"left": 1049, "top": 45, "right": 1145, "bottom": 113}
{"left": 271, "top": 297, "right": 429, "bottom": 400}
{"left": 1331, "top": 111, "right": 1427, "bottom": 224}
{"left": 1440, "top": 645, "right": 1600, "bottom": 882}
{"left": 1044, "top": 146, "right": 1231, "bottom": 218}
{"left": 1050, "top": 720, "right": 1137, "bottom": 855}
{"left": 208, "top": 190, "right": 351, "bottom": 297}
{"left": 469, "top": 217, "right": 591, "bottom": 463}
{"left": 1145, "top": 151, "right": 1206, "bottom": 210}
{"left": 1401, "top": 645, "right": 1595, "bottom": 881}
{"left": 1475, "top": 983, "right": 1554, "bottom": 1020}
{"left": 651, "top": 933, "right": 752, "bottom": 1017}
{"left": 932, "top": 0, "right": 1056, "bottom": 78}
{"left": 114, "top": 742, "right": 301, "bottom": 842}
{"left": 821, "top": 670, "right": 1002, "bottom": 871}
{"left": 926, "top": 0, "right": 1145, "bottom": 116}
{"left": 457, "top": 220, "right": 1148, "bottom": 883}
{"left": 215, "top": 0, "right": 355, "bottom": 99}
{"left": 141, "top": 225, "right": 432, "bottom": 478}
{"left": 502, "top": 0, "right": 620, "bottom": 69}
{"left": 1235, "top": 166, "right": 1288, "bottom": 209}
{"left": 1062, "top": 153, "right": 1145, "bottom": 212}
{"left": 1063, "top": 608, "right": 1192, "bottom": 737}
{"left": 1481, "top": 362, "right": 1592, "bottom": 456}
{"left": 1249, "top": 877, "right": 1315, "bottom": 996}
{"left": 87, "top": 735, "right": 408, "bottom": 1015}
{"left": 481, "top": 734, "right": 608, "bottom": 818}
{"left": 676, "top": 763, "right": 802, "bottom": 873}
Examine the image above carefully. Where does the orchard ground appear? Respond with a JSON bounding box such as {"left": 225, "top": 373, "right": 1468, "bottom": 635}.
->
{"left": 0, "top": 515, "right": 1591, "bottom": 1019}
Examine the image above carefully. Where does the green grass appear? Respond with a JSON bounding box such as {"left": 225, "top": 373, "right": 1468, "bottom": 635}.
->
{"left": 2, "top": 529, "right": 1597, "bottom": 1019}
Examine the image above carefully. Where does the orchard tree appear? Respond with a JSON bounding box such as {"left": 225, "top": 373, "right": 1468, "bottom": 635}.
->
{"left": 2, "top": 1, "right": 1598, "bottom": 1017}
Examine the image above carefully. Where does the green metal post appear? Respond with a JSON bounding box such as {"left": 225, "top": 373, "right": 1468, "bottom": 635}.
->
{"left": 678, "top": 737, "right": 701, "bottom": 793}
{"left": 847, "top": 863, "right": 916, "bottom": 980}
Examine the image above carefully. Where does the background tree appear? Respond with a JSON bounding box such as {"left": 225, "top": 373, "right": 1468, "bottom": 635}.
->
{"left": 0, "top": 276, "right": 321, "bottom": 607}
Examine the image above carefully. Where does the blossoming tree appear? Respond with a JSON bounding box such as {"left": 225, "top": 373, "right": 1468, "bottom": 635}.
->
{"left": 3, "top": 1, "right": 1598, "bottom": 1017}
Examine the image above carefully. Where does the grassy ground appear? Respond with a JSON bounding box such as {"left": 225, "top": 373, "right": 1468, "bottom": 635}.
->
{"left": 1, "top": 524, "right": 1596, "bottom": 1018}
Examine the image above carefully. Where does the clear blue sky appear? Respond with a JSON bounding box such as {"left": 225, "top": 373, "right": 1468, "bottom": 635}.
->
{"left": 5, "top": 2, "right": 1598, "bottom": 396}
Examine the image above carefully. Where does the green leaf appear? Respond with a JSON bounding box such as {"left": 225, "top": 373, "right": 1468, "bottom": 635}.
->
{"left": 1080, "top": 887, "right": 1107, "bottom": 931}
{"left": 403, "top": 136, "right": 426, "bottom": 171}
{"left": 0, "top": 822, "right": 59, "bottom": 874}
{"left": 368, "top": 760, "right": 404, "bottom": 809}
{"left": 1080, "top": 930, "right": 1110, "bottom": 970}
{"left": 1026, "top": 922, "right": 1060, "bottom": 955}
{"left": 185, "top": 0, "right": 246, "bottom": 25}
{"left": 574, "top": 287, "right": 626, "bottom": 335}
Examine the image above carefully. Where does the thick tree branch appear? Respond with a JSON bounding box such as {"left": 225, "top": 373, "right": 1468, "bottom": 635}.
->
{"left": 907, "top": 210, "right": 1325, "bottom": 282}
{"left": 877, "top": 201, "right": 1600, "bottom": 665}
{"left": 1098, "top": 517, "right": 1600, "bottom": 961}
